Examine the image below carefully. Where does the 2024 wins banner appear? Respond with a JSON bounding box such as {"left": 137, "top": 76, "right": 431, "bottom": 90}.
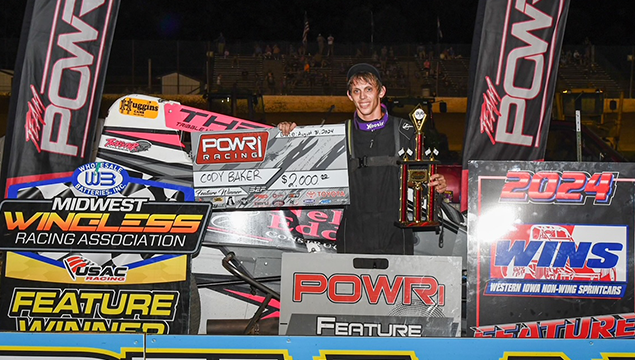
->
{"left": 467, "top": 160, "right": 635, "bottom": 338}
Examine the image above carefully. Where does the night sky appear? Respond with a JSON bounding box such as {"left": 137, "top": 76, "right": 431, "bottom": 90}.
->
{"left": 1, "top": 1, "right": 634, "bottom": 46}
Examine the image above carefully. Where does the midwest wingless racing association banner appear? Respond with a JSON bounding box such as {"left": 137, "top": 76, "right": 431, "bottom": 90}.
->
{"left": 460, "top": 0, "right": 570, "bottom": 210}
{"left": 468, "top": 160, "right": 635, "bottom": 338}
{"left": 0, "top": 161, "right": 211, "bottom": 334}
{"left": 1, "top": 0, "right": 120, "bottom": 197}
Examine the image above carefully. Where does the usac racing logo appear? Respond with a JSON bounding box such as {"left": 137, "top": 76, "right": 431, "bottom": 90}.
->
{"left": 119, "top": 97, "right": 159, "bottom": 118}
{"left": 63, "top": 255, "right": 128, "bottom": 282}
{"left": 196, "top": 131, "right": 269, "bottom": 164}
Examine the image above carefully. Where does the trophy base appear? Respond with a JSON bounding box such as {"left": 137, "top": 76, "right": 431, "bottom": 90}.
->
{"left": 394, "top": 220, "right": 440, "bottom": 231}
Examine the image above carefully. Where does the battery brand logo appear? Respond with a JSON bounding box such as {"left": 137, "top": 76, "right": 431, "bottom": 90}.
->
{"left": 293, "top": 273, "right": 445, "bottom": 306}
{"left": 72, "top": 162, "right": 129, "bottom": 196}
{"left": 63, "top": 255, "right": 128, "bottom": 282}
{"left": 479, "top": 0, "right": 564, "bottom": 148}
{"left": 492, "top": 225, "right": 624, "bottom": 282}
{"left": 119, "top": 97, "right": 159, "bottom": 118}
{"left": 196, "top": 132, "right": 269, "bottom": 164}
{"left": 24, "top": 0, "right": 116, "bottom": 157}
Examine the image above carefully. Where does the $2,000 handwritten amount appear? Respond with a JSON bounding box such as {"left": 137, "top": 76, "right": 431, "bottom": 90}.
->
{"left": 280, "top": 173, "right": 325, "bottom": 188}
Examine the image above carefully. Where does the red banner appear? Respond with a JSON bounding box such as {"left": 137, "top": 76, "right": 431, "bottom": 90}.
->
{"left": 461, "top": 0, "right": 570, "bottom": 210}
{"left": 1, "top": 0, "right": 120, "bottom": 196}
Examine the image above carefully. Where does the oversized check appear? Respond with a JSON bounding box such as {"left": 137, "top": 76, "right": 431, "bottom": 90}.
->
{"left": 191, "top": 124, "right": 350, "bottom": 209}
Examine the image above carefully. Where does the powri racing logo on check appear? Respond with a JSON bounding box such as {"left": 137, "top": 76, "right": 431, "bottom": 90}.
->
{"left": 196, "top": 132, "right": 269, "bottom": 164}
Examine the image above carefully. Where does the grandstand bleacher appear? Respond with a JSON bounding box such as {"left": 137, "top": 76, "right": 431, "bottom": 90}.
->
{"left": 208, "top": 53, "right": 625, "bottom": 99}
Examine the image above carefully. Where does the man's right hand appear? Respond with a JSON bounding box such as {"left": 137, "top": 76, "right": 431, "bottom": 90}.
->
{"left": 277, "top": 122, "right": 297, "bottom": 136}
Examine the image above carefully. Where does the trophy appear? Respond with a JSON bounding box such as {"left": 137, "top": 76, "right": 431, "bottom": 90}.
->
{"left": 395, "top": 104, "right": 440, "bottom": 230}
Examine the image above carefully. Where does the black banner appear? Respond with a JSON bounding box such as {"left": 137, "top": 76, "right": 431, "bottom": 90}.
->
{"left": 1, "top": 0, "right": 120, "bottom": 196}
{"left": 460, "top": 0, "right": 570, "bottom": 210}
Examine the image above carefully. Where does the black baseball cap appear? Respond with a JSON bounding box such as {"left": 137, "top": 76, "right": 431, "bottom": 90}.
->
{"left": 347, "top": 63, "right": 381, "bottom": 82}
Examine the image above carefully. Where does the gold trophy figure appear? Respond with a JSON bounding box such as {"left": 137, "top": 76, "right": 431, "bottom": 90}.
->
{"left": 396, "top": 104, "right": 440, "bottom": 229}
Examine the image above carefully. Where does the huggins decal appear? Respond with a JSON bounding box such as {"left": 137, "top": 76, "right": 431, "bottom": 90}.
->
{"left": 196, "top": 131, "right": 269, "bottom": 164}
{"left": 9, "top": 288, "right": 179, "bottom": 333}
{"left": 118, "top": 97, "right": 159, "bottom": 118}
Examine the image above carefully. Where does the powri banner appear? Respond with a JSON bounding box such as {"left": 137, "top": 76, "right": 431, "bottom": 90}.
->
{"left": 1, "top": 0, "right": 120, "bottom": 196}
{"left": 460, "top": 0, "right": 570, "bottom": 210}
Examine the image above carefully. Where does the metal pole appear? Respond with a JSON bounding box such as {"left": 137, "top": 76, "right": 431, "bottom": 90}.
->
{"left": 131, "top": 40, "right": 135, "bottom": 89}
{"left": 147, "top": 58, "right": 152, "bottom": 92}
{"left": 630, "top": 47, "right": 634, "bottom": 98}
{"left": 435, "top": 61, "right": 440, "bottom": 97}
{"left": 206, "top": 41, "right": 211, "bottom": 94}
{"left": 371, "top": 10, "right": 374, "bottom": 50}
{"left": 176, "top": 40, "right": 180, "bottom": 94}
{"left": 575, "top": 110, "right": 582, "bottom": 162}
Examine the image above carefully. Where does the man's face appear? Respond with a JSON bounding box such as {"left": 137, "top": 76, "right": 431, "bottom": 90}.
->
{"left": 347, "top": 77, "right": 385, "bottom": 121}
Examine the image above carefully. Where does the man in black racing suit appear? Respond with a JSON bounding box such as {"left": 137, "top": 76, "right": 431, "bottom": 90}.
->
{"left": 278, "top": 63, "right": 447, "bottom": 254}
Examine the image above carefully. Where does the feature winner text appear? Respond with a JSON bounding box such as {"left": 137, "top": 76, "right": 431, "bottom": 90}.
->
{"left": 10, "top": 288, "right": 179, "bottom": 334}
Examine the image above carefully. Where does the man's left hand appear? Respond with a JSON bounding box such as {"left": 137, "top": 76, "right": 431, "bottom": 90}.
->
{"left": 430, "top": 173, "right": 447, "bottom": 194}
